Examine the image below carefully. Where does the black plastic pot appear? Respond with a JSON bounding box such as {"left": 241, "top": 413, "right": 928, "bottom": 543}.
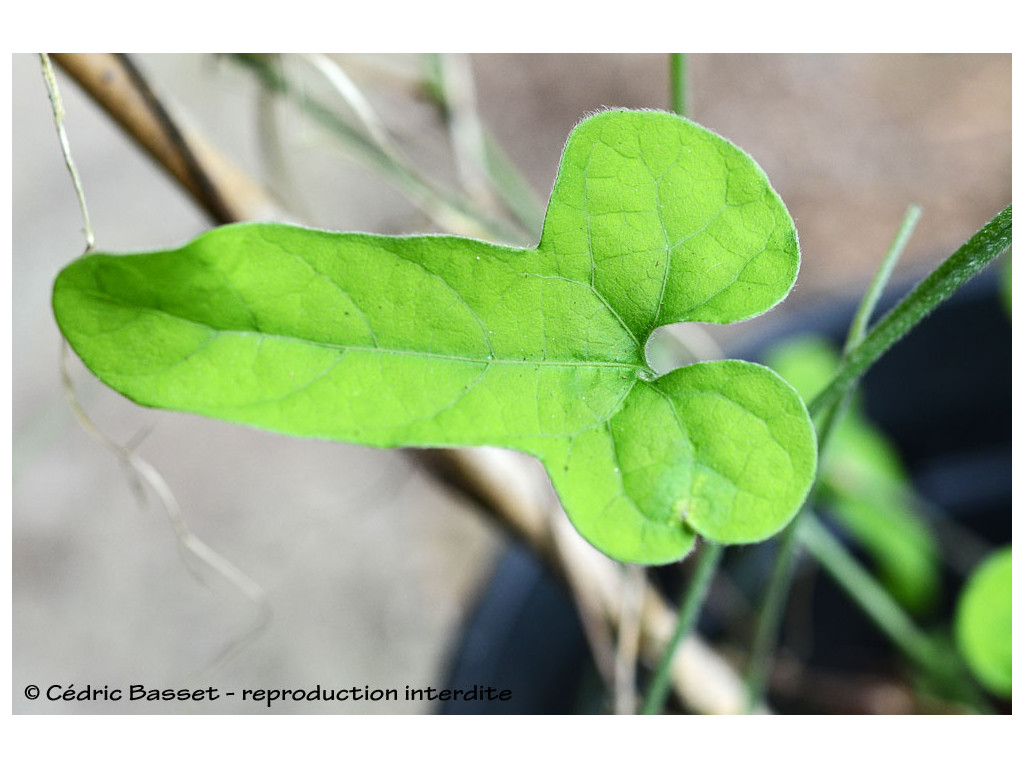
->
{"left": 439, "top": 267, "right": 1011, "bottom": 714}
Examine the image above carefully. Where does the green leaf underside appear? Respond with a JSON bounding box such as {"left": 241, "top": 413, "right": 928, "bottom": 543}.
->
{"left": 53, "top": 109, "right": 815, "bottom": 564}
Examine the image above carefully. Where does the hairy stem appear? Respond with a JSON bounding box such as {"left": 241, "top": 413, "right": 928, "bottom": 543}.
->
{"left": 810, "top": 205, "right": 1011, "bottom": 420}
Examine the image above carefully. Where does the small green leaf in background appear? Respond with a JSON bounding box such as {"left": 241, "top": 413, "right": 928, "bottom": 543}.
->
{"left": 766, "top": 336, "right": 941, "bottom": 613}
{"left": 956, "top": 547, "right": 1012, "bottom": 697}
{"left": 53, "top": 109, "right": 817, "bottom": 564}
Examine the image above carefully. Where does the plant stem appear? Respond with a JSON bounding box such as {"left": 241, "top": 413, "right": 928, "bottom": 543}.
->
{"left": 51, "top": 53, "right": 278, "bottom": 224}
{"left": 114, "top": 54, "right": 236, "bottom": 224}
{"left": 743, "top": 518, "right": 803, "bottom": 711}
{"left": 669, "top": 54, "right": 689, "bottom": 118}
{"left": 615, "top": 564, "right": 645, "bottom": 714}
{"left": 798, "top": 516, "right": 938, "bottom": 668}
{"left": 43, "top": 58, "right": 272, "bottom": 665}
{"left": 810, "top": 205, "right": 1011, "bottom": 420}
{"left": 641, "top": 542, "right": 723, "bottom": 713}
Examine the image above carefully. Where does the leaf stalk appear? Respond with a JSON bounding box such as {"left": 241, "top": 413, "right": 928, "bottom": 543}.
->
{"left": 641, "top": 542, "right": 723, "bottom": 713}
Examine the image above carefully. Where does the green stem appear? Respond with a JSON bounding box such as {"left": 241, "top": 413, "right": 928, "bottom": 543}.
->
{"left": 798, "top": 516, "right": 938, "bottom": 669}
{"left": 743, "top": 523, "right": 802, "bottom": 711}
{"left": 810, "top": 205, "right": 1011, "bottom": 420}
{"left": 641, "top": 542, "right": 723, "bottom": 714}
{"left": 669, "top": 54, "right": 688, "bottom": 118}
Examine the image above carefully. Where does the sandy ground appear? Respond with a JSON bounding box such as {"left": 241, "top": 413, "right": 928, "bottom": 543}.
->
{"left": 12, "top": 53, "right": 1010, "bottom": 713}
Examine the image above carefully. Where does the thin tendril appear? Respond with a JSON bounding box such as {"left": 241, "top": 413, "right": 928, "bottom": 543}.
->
{"left": 43, "top": 52, "right": 271, "bottom": 669}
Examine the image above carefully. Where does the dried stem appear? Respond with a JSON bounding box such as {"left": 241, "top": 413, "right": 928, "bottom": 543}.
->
{"left": 39, "top": 53, "right": 95, "bottom": 251}
{"left": 51, "top": 53, "right": 278, "bottom": 224}
{"left": 614, "top": 564, "right": 645, "bottom": 714}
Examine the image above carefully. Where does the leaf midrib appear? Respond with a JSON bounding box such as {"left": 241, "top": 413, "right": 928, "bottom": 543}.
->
{"left": 74, "top": 288, "right": 651, "bottom": 373}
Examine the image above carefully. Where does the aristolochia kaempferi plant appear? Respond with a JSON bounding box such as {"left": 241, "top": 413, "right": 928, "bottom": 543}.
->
{"left": 52, "top": 109, "right": 817, "bottom": 564}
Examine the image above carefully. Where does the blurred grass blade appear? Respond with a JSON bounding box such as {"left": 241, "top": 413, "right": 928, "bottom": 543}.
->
{"left": 799, "top": 514, "right": 991, "bottom": 710}
{"left": 227, "top": 54, "right": 526, "bottom": 244}
{"left": 480, "top": 132, "right": 545, "bottom": 236}
{"left": 844, "top": 204, "right": 921, "bottom": 352}
{"left": 424, "top": 53, "right": 545, "bottom": 237}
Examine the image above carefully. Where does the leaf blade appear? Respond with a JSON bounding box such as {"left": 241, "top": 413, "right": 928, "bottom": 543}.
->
{"left": 53, "top": 109, "right": 814, "bottom": 564}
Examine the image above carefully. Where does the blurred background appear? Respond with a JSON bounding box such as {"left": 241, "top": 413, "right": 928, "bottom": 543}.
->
{"left": 12, "top": 53, "right": 1010, "bottom": 713}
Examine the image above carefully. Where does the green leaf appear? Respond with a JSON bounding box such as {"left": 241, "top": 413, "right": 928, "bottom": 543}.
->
{"left": 52, "top": 109, "right": 816, "bottom": 564}
{"left": 767, "top": 336, "right": 940, "bottom": 613}
{"left": 956, "top": 547, "right": 1012, "bottom": 697}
